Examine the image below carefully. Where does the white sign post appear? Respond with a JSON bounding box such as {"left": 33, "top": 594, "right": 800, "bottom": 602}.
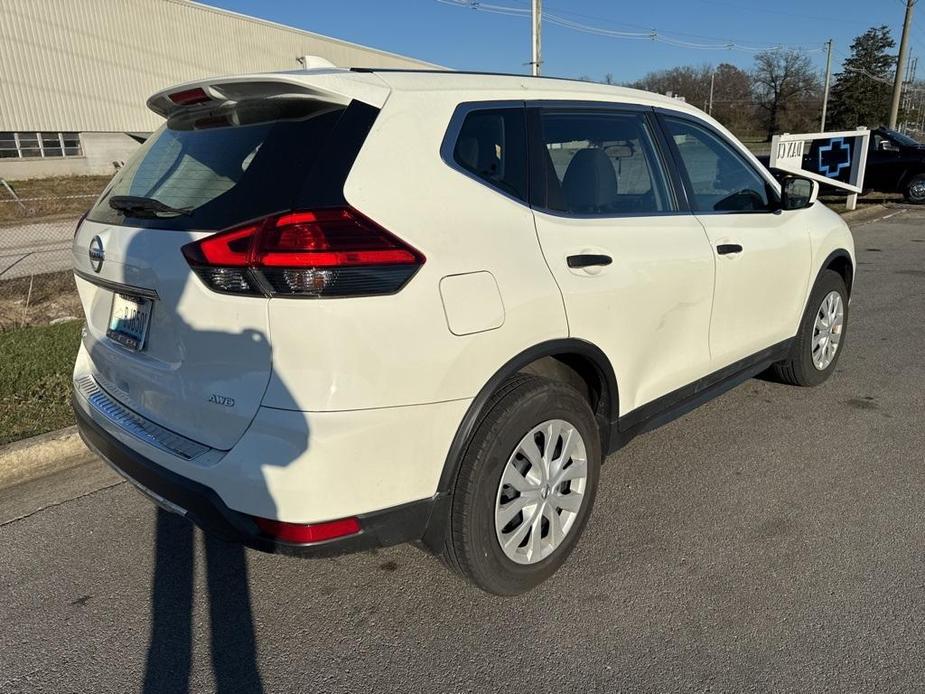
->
{"left": 769, "top": 127, "right": 871, "bottom": 210}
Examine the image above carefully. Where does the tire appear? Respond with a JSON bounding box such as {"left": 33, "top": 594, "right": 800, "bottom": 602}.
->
{"left": 771, "top": 269, "right": 849, "bottom": 386}
{"left": 441, "top": 375, "right": 601, "bottom": 595}
{"left": 903, "top": 174, "right": 925, "bottom": 204}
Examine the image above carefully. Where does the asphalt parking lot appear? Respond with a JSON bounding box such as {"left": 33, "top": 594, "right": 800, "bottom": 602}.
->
{"left": 1, "top": 210, "right": 924, "bottom": 693}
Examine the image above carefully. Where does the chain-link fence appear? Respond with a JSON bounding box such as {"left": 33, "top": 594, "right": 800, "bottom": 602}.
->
{"left": 0, "top": 212, "right": 83, "bottom": 279}
{"left": 0, "top": 181, "right": 101, "bottom": 330}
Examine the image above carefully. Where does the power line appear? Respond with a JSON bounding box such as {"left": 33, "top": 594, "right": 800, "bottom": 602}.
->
{"left": 694, "top": 0, "right": 873, "bottom": 25}
{"left": 435, "top": 0, "right": 827, "bottom": 54}
{"left": 482, "top": 0, "right": 848, "bottom": 46}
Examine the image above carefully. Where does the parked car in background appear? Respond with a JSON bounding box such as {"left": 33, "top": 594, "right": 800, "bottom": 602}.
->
{"left": 864, "top": 127, "right": 925, "bottom": 202}
{"left": 72, "top": 67, "right": 855, "bottom": 594}
{"left": 759, "top": 127, "right": 925, "bottom": 203}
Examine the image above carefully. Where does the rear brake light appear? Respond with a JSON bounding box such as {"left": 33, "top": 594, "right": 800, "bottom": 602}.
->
{"left": 168, "top": 87, "right": 211, "bottom": 105}
{"left": 253, "top": 516, "right": 361, "bottom": 544}
{"left": 182, "top": 207, "right": 424, "bottom": 298}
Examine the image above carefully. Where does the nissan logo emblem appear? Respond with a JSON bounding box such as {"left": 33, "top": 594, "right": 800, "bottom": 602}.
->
{"left": 88, "top": 235, "right": 105, "bottom": 273}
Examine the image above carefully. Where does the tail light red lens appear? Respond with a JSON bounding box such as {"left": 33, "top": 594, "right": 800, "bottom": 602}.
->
{"left": 183, "top": 207, "right": 424, "bottom": 298}
{"left": 253, "top": 516, "right": 361, "bottom": 544}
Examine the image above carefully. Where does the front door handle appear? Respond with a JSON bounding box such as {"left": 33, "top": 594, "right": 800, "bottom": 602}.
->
{"left": 567, "top": 254, "right": 613, "bottom": 268}
{"left": 716, "top": 243, "right": 743, "bottom": 255}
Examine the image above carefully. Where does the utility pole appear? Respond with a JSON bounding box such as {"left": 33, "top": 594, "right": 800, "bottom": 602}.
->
{"left": 708, "top": 68, "right": 715, "bottom": 115}
{"left": 531, "top": 0, "right": 542, "bottom": 76}
{"left": 820, "top": 39, "right": 833, "bottom": 131}
{"left": 919, "top": 89, "right": 925, "bottom": 132}
{"left": 902, "top": 56, "right": 918, "bottom": 130}
{"left": 890, "top": 0, "right": 916, "bottom": 128}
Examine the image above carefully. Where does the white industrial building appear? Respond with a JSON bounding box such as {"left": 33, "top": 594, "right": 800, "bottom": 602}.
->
{"left": 0, "top": 0, "right": 436, "bottom": 179}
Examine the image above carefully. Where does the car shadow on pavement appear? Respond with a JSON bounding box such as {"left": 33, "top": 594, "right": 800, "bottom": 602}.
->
{"left": 142, "top": 509, "right": 264, "bottom": 694}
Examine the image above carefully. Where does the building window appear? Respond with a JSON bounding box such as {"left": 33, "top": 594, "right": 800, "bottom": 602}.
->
{"left": 0, "top": 132, "right": 83, "bottom": 159}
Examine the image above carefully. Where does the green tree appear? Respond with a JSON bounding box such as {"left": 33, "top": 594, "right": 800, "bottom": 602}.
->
{"left": 752, "top": 49, "right": 821, "bottom": 140}
{"left": 827, "top": 26, "right": 896, "bottom": 129}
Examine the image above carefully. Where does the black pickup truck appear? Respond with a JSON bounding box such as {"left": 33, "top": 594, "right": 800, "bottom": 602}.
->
{"left": 759, "top": 127, "right": 925, "bottom": 203}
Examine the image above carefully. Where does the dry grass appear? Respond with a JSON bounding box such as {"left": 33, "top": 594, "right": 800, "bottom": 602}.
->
{"left": 0, "top": 175, "right": 110, "bottom": 223}
{"left": 0, "top": 270, "right": 82, "bottom": 331}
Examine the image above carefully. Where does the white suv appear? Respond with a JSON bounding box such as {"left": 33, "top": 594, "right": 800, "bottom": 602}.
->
{"left": 72, "top": 67, "right": 854, "bottom": 594}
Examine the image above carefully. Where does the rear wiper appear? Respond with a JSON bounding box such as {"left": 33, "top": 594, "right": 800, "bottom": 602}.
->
{"left": 109, "top": 195, "right": 192, "bottom": 217}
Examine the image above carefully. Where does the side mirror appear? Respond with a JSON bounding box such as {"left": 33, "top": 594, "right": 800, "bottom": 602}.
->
{"left": 880, "top": 140, "right": 899, "bottom": 152}
{"left": 780, "top": 176, "right": 818, "bottom": 210}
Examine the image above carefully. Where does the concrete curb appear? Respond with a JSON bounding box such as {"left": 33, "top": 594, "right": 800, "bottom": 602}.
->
{"left": 0, "top": 425, "right": 94, "bottom": 490}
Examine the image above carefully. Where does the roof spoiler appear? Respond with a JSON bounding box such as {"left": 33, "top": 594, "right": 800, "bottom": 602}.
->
{"left": 147, "top": 70, "right": 390, "bottom": 119}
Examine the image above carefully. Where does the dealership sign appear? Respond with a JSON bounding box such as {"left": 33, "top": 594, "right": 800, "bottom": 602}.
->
{"left": 769, "top": 128, "right": 871, "bottom": 210}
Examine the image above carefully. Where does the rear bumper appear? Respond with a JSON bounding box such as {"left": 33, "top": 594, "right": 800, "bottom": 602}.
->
{"left": 73, "top": 395, "right": 441, "bottom": 557}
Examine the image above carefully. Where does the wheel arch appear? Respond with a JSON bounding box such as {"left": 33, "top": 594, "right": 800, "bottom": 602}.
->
{"left": 820, "top": 248, "right": 854, "bottom": 297}
{"left": 435, "top": 339, "right": 619, "bottom": 495}
{"left": 898, "top": 166, "right": 925, "bottom": 189}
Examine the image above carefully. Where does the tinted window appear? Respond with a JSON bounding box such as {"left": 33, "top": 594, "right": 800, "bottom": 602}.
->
{"left": 88, "top": 100, "right": 361, "bottom": 231}
{"left": 534, "top": 110, "right": 671, "bottom": 215}
{"left": 453, "top": 108, "right": 528, "bottom": 201}
{"left": 664, "top": 117, "right": 773, "bottom": 212}
{"left": 883, "top": 128, "right": 919, "bottom": 147}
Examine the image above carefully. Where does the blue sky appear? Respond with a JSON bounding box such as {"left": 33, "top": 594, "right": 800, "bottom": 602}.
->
{"left": 204, "top": 0, "right": 919, "bottom": 81}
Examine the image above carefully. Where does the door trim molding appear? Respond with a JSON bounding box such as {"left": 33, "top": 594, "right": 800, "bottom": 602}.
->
{"left": 610, "top": 338, "right": 793, "bottom": 453}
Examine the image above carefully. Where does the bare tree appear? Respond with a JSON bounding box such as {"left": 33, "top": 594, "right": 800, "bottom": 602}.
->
{"left": 628, "top": 63, "right": 757, "bottom": 135}
{"left": 630, "top": 65, "right": 713, "bottom": 105}
{"left": 752, "top": 49, "right": 821, "bottom": 140}
{"left": 710, "top": 63, "right": 755, "bottom": 135}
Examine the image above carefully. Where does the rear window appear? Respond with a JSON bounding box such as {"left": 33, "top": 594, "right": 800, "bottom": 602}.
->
{"left": 88, "top": 99, "right": 371, "bottom": 231}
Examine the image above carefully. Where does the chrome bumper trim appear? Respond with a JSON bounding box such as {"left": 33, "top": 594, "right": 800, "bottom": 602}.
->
{"left": 74, "top": 375, "right": 209, "bottom": 460}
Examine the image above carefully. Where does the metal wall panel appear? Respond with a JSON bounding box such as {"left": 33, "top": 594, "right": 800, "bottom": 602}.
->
{"left": 0, "top": 0, "right": 436, "bottom": 132}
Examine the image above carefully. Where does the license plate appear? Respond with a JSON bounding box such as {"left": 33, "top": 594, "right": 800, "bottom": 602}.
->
{"left": 107, "top": 293, "right": 152, "bottom": 351}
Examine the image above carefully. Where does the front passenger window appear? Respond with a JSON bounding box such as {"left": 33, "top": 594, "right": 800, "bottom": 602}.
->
{"left": 664, "top": 117, "right": 773, "bottom": 213}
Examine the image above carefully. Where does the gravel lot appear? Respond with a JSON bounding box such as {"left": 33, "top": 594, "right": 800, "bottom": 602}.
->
{"left": 1, "top": 210, "right": 924, "bottom": 693}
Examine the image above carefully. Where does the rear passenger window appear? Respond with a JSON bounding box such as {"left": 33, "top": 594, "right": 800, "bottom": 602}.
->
{"left": 534, "top": 110, "right": 671, "bottom": 215}
{"left": 453, "top": 108, "right": 528, "bottom": 202}
{"left": 663, "top": 116, "right": 773, "bottom": 213}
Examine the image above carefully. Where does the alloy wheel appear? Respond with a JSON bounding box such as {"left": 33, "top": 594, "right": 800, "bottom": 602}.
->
{"left": 909, "top": 179, "right": 925, "bottom": 202}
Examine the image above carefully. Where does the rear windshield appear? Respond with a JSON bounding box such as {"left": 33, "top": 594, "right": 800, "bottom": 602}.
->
{"left": 88, "top": 100, "right": 353, "bottom": 231}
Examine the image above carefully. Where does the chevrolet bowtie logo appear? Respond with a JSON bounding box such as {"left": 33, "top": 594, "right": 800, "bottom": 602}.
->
{"left": 818, "top": 138, "right": 852, "bottom": 178}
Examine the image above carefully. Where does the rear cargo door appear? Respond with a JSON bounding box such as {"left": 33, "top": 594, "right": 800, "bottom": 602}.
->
{"left": 73, "top": 92, "right": 367, "bottom": 450}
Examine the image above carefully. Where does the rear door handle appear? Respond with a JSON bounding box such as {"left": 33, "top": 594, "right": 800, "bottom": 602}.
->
{"left": 716, "top": 244, "right": 743, "bottom": 255}
{"left": 567, "top": 254, "right": 613, "bottom": 268}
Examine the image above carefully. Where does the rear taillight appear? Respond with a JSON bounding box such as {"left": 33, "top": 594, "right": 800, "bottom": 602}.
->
{"left": 183, "top": 207, "right": 424, "bottom": 298}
